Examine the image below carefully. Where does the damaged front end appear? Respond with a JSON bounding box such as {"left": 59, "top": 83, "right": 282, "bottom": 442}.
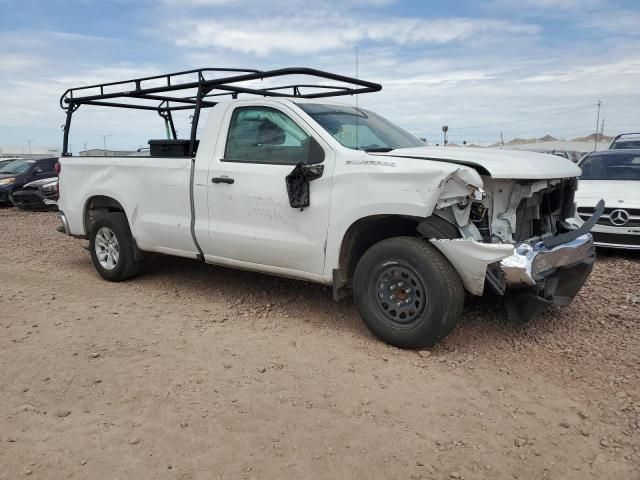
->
{"left": 422, "top": 174, "right": 603, "bottom": 322}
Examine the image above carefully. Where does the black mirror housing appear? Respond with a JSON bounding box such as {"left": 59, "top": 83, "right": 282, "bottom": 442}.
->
{"left": 307, "top": 137, "right": 325, "bottom": 164}
{"left": 285, "top": 163, "right": 324, "bottom": 210}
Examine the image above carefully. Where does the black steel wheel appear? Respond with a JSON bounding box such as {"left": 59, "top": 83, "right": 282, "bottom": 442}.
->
{"left": 370, "top": 264, "right": 427, "bottom": 327}
{"left": 353, "top": 236, "right": 464, "bottom": 349}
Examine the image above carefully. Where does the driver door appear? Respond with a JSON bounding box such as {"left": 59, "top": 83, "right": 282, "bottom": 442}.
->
{"left": 202, "top": 104, "right": 333, "bottom": 279}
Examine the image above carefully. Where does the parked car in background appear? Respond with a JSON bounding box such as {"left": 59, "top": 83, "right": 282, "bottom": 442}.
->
{"left": 575, "top": 149, "right": 640, "bottom": 249}
{"left": 540, "top": 149, "right": 583, "bottom": 163}
{"left": 0, "top": 158, "right": 21, "bottom": 170}
{"left": 502, "top": 146, "right": 586, "bottom": 163}
{"left": 10, "top": 177, "right": 58, "bottom": 210}
{"left": 609, "top": 133, "right": 640, "bottom": 150}
{"left": 0, "top": 158, "right": 58, "bottom": 206}
{"left": 521, "top": 148, "right": 584, "bottom": 163}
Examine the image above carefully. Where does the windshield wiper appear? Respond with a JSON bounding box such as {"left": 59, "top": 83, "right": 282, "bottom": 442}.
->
{"left": 364, "top": 147, "right": 394, "bottom": 153}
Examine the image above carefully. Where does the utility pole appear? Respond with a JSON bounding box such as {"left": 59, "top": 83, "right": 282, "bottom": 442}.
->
{"left": 355, "top": 44, "right": 359, "bottom": 150}
{"left": 600, "top": 117, "right": 605, "bottom": 144}
{"left": 26, "top": 138, "right": 35, "bottom": 158}
{"left": 500, "top": 132, "right": 505, "bottom": 146}
{"left": 594, "top": 100, "right": 601, "bottom": 151}
{"left": 98, "top": 134, "right": 112, "bottom": 156}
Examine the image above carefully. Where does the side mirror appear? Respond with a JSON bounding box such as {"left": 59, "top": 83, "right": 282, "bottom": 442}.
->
{"left": 34, "top": 167, "right": 43, "bottom": 174}
{"left": 285, "top": 163, "right": 324, "bottom": 210}
{"left": 307, "top": 137, "right": 325, "bottom": 164}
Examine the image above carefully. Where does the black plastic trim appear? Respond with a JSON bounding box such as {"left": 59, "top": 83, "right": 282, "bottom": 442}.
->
{"left": 543, "top": 199, "right": 604, "bottom": 249}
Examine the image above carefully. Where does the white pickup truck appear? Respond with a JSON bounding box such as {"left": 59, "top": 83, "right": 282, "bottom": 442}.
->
{"left": 56, "top": 67, "right": 603, "bottom": 348}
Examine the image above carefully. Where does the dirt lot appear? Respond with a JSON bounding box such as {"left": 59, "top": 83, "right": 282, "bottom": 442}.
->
{"left": 0, "top": 208, "right": 638, "bottom": 480}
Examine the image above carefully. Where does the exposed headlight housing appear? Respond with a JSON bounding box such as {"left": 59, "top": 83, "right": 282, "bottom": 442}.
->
{"left": 0, "top": 177, "right": 16, "bottom": 186}
{"left": 468, "top": 185, "right": 486, "bottom": 201}
{"left": 43, "top": 182, "right": 57, "bottom": 194}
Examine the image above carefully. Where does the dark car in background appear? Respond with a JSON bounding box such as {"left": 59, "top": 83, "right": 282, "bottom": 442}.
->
{"left": 0, "top": 158, "right": 21, "bottom": 170}
{"left": 10, "top": 177, "right": 59, "bottom": 210}
{"left": 0, "top": 158, "right": 58, "bottom": 206}
{"left": 609, "top": 133, "right": 640, "bottom": 150}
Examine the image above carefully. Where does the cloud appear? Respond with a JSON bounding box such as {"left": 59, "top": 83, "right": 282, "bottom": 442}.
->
{"left": 173, "top": 16, "right": 539, "bottom": 55}
{"left": 0, "top": 54, "right": 37, "bottom": 73}
{"left": 581, "top": 9, "right": 640, "bottom": 36}
{"left": 163, "top": 0, "right": 396, "bottom": 6}
{"left": 490, "top": 0, "right": 602, "bottom": 9}
{"left": 161, "top": 0, "right": 233, "bottom": 5}
{"left": 1, "top": 1, "right": 639, "bottom": 149}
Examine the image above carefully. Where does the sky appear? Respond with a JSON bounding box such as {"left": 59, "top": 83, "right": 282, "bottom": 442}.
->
{"left": 1, "top": 0, "right": 639, "bottom": 152}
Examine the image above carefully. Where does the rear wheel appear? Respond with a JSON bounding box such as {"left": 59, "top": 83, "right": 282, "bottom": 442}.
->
{"left": 353, "top": 236, "right": 464, "bottom": 349}
{"left": 89, "top": 213, "right": 141, "bottom": 281}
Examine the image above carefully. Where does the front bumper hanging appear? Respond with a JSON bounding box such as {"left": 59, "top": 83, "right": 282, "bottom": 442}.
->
{"left": 500, "top": 233, "right": 596, "bottom": 322}
{"left": 495, "top": 200, "right": 605, "bottom": 322}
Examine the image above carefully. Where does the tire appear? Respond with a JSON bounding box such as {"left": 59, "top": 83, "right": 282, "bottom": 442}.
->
{"left": 353, "top": 236, "right": 464, "bottom": 349}
{"left": 89, "top": 212, "right": 141, "bottom": 282}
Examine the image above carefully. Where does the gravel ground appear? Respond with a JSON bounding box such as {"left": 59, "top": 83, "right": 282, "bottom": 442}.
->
{"left": 0, "top": 208, "right": 638, "bottom": 480}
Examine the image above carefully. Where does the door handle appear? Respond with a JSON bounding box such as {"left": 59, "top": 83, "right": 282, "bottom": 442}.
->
{"left": 211, "top": 176, "right": 234, "bottom": 184}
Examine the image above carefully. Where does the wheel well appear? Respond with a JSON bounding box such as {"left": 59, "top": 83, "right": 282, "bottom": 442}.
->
{"left": 84, "top": 196, "right": 125, "bottom": 235}
{"left": 333, "top": 214, "right": 463, "bottom": 301}
{"left": 334, "top": 215, "right": 421, "bottom": 299}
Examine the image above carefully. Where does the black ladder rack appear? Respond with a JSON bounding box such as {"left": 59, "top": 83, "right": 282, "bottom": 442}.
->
{"left": 59, "top": 67, "right": 382, "bottom": 156}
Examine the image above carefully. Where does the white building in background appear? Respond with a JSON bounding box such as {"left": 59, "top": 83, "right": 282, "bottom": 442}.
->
{"left": 0, "top": 145, "right": 62, "bottom": 158}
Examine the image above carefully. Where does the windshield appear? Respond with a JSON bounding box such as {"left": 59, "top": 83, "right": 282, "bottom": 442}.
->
{"left": 580, "top": 153, "right": 640, "bottom": 180}
{"left": 611, "top": 140, "right": 640, "bottom": 150}
{"left": 297, "top": 103, "right": 424, "bottom": 151}
{"left": 0, "top": 159, "right": 33, "bottom": 175}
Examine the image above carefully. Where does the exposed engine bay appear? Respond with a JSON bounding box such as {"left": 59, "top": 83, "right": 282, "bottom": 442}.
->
{"left": 476, "top": 177, "right": 578, "bottom": 243}
{"left": 434, "top": 176, "right": 579, "bottom": 245}
{"left": 424, "top": 174, "right": 597, "bottom": 323}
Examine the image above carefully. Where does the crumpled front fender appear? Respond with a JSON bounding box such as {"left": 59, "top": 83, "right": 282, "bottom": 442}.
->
{"left": 430, "top": 239, "right": 514, "bottom": 295}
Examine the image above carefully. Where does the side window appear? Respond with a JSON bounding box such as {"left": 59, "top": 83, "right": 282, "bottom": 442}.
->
{"left": 34, "top": 159, "right": 54, "bottom": 173}
{"left": 44, "top": 159, "right": 57, "bottom": 172}
{"left": 224, "top": 107, "right": 312, "bottom": 165}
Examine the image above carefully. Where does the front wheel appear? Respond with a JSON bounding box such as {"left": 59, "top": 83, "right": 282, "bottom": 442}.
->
{"left": 89, "top": 212, "right": 141, "bottom": 282}
{"left": 353, "top": 236, "right": 464, "bottom": 349}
